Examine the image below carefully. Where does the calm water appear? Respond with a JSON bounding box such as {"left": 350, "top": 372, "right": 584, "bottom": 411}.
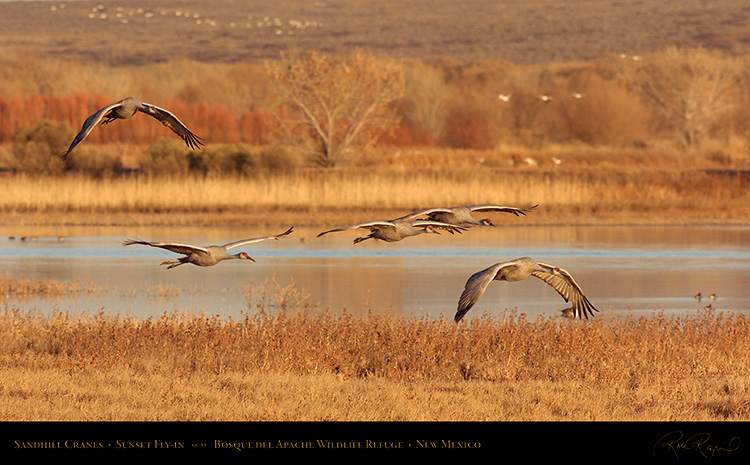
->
{"left": 1, "top": 225, "right": 749, "bottom": 321}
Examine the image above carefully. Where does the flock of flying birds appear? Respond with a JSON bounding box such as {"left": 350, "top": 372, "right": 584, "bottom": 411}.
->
{"left": 60, "top": 97, "right": 601, "bottom": 323}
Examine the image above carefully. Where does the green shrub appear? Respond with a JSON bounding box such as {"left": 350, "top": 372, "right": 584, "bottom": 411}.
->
{"left": 187, "top": 143, "right": 256, "bottom": 176}
{"left": 0, "top": 145, "right": 17, "bottom": 171}
{"left": 63, "top": 146, "right": 124, "bottom": 178}
{"left": 12, "top": 120, "right": 72, "bottom": 174}
{"left": 186, "top": 143, "right": 302, "bottom": 177}
{"left": 138, "top": 138, "right": 191, "bottom": 176}
{"left": 256, "top": 145, "right": 303, "bottom": 173}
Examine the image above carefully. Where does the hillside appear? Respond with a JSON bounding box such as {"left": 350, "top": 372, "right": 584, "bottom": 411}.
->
{"left": 1, "top": 0, "right": 749, "bottom": 66}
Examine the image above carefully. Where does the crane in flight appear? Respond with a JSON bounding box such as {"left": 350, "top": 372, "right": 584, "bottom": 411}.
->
{"left": 62, "top": 97, "right": 203, "bottom": 159}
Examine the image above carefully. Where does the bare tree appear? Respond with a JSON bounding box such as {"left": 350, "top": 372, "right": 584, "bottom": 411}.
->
{"left": 621, "top": 47, "right": 741, "bottom": 148}
{"left": 267, "top": 51, "right": 405, "bottom": 167}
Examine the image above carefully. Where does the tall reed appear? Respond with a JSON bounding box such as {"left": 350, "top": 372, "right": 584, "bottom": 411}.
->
{"left": 3, "top": 165, "right": 748, "bottom": 225}
{"left": 1, "top": 307, "right": 748, "bottom": 420}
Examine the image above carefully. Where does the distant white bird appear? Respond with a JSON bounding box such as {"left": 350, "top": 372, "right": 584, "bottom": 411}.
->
{"left": 570, "top": 92, "right": 585, "bottom": 99}
{"left": 497, "top": 93, "right": 512, "bottom": 102}
{"left": 317, "top": 220, "right": 465, "bottom": 244}
{"left": 550, "top": 156, "right": 563, "bottom": 165}
{"left": 455, "top": 257, "right": 599, "bottom": 323}
{"left": 510, "top": 155, "right": 538, "bottom": 167}
{"left": 62, "top": 97, "right": 204, "bottom": 160}
{"left": 539, "top": 95, "right": 553, "bottom": 102}
{"left": 391, "top": 204, "right": 537, "bottom": 228}
{"left": 123, "top": 227, "right": 293, "bottom": 269}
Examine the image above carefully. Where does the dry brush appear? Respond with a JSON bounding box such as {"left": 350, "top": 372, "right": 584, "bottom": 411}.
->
{"left": 1, "top": 306, "right": 749, "bottom": 421}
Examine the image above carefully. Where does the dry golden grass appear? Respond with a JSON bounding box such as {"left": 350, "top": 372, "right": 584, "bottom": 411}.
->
{"left": 0, "top": 274, "right": 102, "bottom": 300}
{"left": 1, "top": 306, "right": 749, "bottom": 421}
{"left": 3, "top": 145, "right": 750, "bottom": 227}
{"left": 0, "top": 275, "right": 191, "bottom": 306}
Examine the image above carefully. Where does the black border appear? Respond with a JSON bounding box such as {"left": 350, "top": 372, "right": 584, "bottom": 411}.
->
{"left": 2, "top": 421, "right": 748, "bottom": 460}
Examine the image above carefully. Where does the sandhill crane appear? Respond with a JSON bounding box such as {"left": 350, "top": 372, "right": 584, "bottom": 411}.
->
{"left": 62, "top": 97, "right": 203, "bottom": 160}
{"left": 510, "top": 155, "right": 538, "bottom": 167}
{"left": 392, "top": 204, "right": 537, "bottom": 227}
{"left": 455, "top": 257, "right": 599, "bottom": 323}
{"left": 317, "top": 220, "right": 465, "bottom": 244}
{"left": 122, "top": 226, "right": 293, "bottom": 269}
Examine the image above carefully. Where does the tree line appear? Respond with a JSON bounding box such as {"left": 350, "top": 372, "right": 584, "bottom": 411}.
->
{"left": 1, "top": 46, "right": 747, "bottom": 170}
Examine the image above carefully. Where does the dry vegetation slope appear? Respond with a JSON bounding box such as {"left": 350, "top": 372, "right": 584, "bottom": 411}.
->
{"left": 1, "top": 0, "right": 750, "bottom": 66}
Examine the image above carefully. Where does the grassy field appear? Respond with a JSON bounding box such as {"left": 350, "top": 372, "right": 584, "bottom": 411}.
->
{"left": 1, "top": 0, "right": 749, "bottom": 66}
{"left": 1, "top": 301, "right": 749, "bottom": 421}
{"left": 2, "top": 145, "right": 750, "bottom": 228}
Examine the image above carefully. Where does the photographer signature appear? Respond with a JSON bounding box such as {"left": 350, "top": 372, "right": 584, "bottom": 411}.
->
{"left": 653, "top": 431, "right": 740, "bottom": 459}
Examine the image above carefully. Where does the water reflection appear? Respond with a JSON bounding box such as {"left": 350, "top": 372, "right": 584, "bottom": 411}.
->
{"left": 1, "top": 225, "right": 749, "bottom": 321}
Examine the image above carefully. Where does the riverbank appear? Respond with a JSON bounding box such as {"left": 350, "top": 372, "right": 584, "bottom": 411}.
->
{"left": 2, "top": 205, "right": 748, "bottom": 234}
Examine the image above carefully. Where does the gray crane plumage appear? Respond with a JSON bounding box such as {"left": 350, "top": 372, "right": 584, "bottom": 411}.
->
{"left": 123, "top": 226, "right": 293, "bottom": 269}
{"left": 317, "top": 220, "right": 465, "bottom": 244}
{"left": 455, "top": 257, "right": 599, "bottom": 322}
{"left": 391, "top": 204, "right": 538, "bottom": 227}
{"left": 62, "top": 97, "right": 203, "bottom": 160}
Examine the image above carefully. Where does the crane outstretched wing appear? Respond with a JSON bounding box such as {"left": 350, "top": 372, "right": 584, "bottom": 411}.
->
{"left": 531, "top": 262, "right": 599, "bottom": 320}
{"left": 317, "top": 221, "right": 397, "bottom": 237}
{"left": 143, "top": 103, "right": 204, "bottom": 150}
{"left": 62, "top": 101, "right": 125, "bottom": 160}
{"left": 390, "top": 207, "right": 456, "bottom": 222}
{"left": 455, "top": 261, "right": 518, "bottom": 322}
{"left": 467, "top": 204, "right": 538, "bottom": 216}
{"left": 222, "top": 226, "right": 294, "bottom": 250}
{"left": 392, "top": 204, "right": 538, "bottom": 222}
{"left": 122, "top": 239, "right": 209, "bottom": 256}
